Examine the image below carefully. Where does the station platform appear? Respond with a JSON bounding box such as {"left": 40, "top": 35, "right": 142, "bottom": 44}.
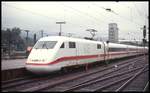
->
{"left": 1, "top": 59, "right": 27, "bottom": 70}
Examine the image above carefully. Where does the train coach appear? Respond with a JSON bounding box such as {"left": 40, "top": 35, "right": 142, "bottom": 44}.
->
{"left": 26, "top": 36, "right": 148, "bottom": 74}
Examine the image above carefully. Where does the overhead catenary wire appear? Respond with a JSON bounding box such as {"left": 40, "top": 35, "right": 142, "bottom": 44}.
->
{"left": 8, "top": 3, "right": 98, "bottom": 30}
{"left": 133, "top": 3, "right": 148, "bottom": 27}
{"left": 3, "top": 4, "right": 57, "bottom": 21}
{"left": 61, "top": 3, "right": 107, "bottom": 25}
{"left": 3, "top": 2, "right": 147, "bottom": 28}
{"left": 60, "top": 3, "right": 111, "bottom": 36}
{"left": 133, "top": 3, "right": 146, "bottom": 18}
{"left": 3, "top": 4, "right": 91, "bottom": 36}
{"left": 92, "top": 3, "right": 143, "bottom": 27}
{"left": 3, "top": 2, "right": 148, "bottom": 40}
{"left": 3, "top": 3, "right": 102, "bottom": 40}
{"left": 91, "top": 3, "right": 139, "bottom": 31}
{"left": 91, "top": 2, "right": 148, "bottom": 41}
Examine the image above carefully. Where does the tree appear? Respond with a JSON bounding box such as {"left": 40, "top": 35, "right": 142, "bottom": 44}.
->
{"left": 2, "top": 27, "right": 26, "bottom": 51}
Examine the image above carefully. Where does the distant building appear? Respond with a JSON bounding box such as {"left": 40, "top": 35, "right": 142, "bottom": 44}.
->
{"left": 108, "top": 23, "right": 118, "bottom": 43}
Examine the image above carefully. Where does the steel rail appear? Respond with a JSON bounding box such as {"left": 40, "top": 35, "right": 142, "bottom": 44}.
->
{"left": 94, "top": 68, "right": 149, "bottom": 92}
{"left": 115, "top": 64, "right": 148, "bottom": 92}
{"left": 62, "top": 64, "right": 146, "bottom": 91}
{"left": 43, "top": 56, "right": 146, "bottom": 91}
{"left": 143, "top": 81, "right": 149, "bottom": 91}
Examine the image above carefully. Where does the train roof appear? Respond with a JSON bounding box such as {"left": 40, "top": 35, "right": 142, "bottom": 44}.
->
{"left": 107, "top": 42, "right": 148, "bottom": 49}
{"left": 38, "top": 36, "right": 148, "bottom": 49}
{"left": 38, "top": 36, "right": 103, "bottom": 44}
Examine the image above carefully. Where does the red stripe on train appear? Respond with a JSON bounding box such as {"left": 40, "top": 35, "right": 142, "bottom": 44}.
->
{"left": 26, "top": 51, "right": 137, "bottom": 65}
{"left": 26, "top": 54, "right": 98, "bottom": 65}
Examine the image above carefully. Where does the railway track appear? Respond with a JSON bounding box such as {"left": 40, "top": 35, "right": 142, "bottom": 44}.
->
{"left": 72, "top": 64, "right": 148, "bottom": 92}
{"left": 115, "top": 66, "right": 149, "bottom": 92}
{"left": 2, "top": 55, "right": 148, "bottom": 92}
{"left": 2, "top": 69, "right": 85, "bottom": 91}
{"left": 41, "top": 56, "right": 148, "bottom": 92}
{"left": 100, "top": 69, "right": 149, "bottom": 92}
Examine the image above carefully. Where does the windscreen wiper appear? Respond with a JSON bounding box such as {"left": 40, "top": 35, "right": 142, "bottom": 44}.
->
{"left": 43, "top": 43, "right": 48, "bottom": 49}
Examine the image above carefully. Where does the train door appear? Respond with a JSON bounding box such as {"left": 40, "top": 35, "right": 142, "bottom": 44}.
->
{"left": 97, "top": 44, "right": 102, "bottom": 61}
{"left": 84, "top": 43, "right": 90, "bottom": 64}
{"left": 76, "top": 42, "right": 84, "bottom": 64}
{"left": 68, "top": 41, "right": 77, "bottom": 66}
{"left": 103, "top": 42, "right": 107, "bottom": 62}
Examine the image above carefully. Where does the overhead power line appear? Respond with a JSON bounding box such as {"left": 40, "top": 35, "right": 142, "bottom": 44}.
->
{"left": 62, "top": 4, "right": 106, "bottom": 25}
{"left": 3, "top": 4, "right": 57, "bottom": 21}
{"left": 3, "top": 4, "right": 92, "bottom": 31}
{"left": 92, "top": 3, "right": 143, "bottom": 27}
{"left": 133, "top": 3, "right": 146, "bottom": 18}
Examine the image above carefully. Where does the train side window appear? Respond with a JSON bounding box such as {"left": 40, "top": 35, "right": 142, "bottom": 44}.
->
{"left": 109, "top": 48, "right": 126, "bottom": 52}
{"left": 60, "top": 43, "right": 64, "bottom": 48}
{"left": 69, "top": 42, "right": 76, "bottom": 48}
{"left": 97, "top": 44, "right": 101, "bottom": 49}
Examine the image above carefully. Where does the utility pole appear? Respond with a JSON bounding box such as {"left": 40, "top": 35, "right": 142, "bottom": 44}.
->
{"left": 8, "top": 29, "right": 11, "bottom": 58}
{"left": 142, "top": 25, "right": 147, "bottom": 59}
{"left": 86, "top": 29, "right": 97, "bottom": 39}
{"left": 34, "top": 33, "right": 36, "bottom": 44}
{"left": 41, "top": 30, "right": 44, "bottom": 38}
{"left": 143, "top": 25, "right": 146, "bottom": 39}
{"left": 142, "top": 25, "right": 147, "bottom": 47}
{"left": 24, "top": 30, "right": 29, "bottom": 57}
{"left": 56, "top": 21, "right": 66, "bottom": 36}
{"left": 106, "top": 40, "right": 109, "bottom": 65}
{"left": 24, "top": 30, "right": 29, "bottom": 47}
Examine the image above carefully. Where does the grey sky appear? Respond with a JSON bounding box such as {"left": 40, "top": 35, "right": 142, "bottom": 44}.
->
{"left": 2, "top": 1, "right": 149, "bottom": 41}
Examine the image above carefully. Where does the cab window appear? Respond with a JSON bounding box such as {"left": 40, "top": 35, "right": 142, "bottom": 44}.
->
{"left": 33, "top": 41, "right": 57, "bottom": 49}
{"left": 69, "top": 42, "right": 76, "bottom": 48}
{"left": 97, "top": 44, "right": 101, "bottom": 49}
{"left": 60, "top": 43, "right": 65, "bottom": 48}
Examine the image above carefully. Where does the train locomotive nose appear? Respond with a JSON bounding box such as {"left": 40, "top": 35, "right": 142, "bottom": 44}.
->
{"left": 25, "top": 64, "right": 61, "bottom": 74}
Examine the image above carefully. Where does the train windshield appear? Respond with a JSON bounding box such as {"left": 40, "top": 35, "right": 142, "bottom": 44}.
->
{"left": 33, "top": 41, "right": 57, "bottom": 49}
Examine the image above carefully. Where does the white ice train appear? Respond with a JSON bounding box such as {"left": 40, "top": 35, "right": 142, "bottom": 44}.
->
{"left": 26, "top": 36, "right": 148, "bottom": 74}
